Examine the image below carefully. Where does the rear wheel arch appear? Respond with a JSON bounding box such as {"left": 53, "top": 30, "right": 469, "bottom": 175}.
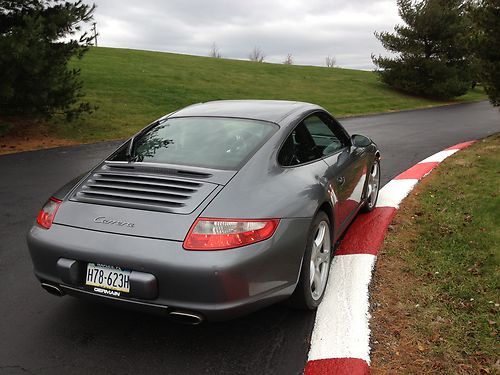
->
{"left": 289, "top": 210, "right": 332, "bottom": 309}
{"left": 293, "top": 203, "right": 333, "bottom": 285}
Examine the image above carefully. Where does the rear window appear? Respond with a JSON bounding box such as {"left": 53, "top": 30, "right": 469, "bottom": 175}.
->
{"left": 112, "top": 117, "right": 277, "bottom": 170}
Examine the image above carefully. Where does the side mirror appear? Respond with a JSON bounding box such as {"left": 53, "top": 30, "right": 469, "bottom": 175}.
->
{"left": 351, "top": 134, "right": 372, "bottom": 148}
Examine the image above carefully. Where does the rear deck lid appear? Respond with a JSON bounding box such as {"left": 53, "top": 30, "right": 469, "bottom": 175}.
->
{"left": 53, "top": 162, "right": 232, "bottom": 240}
{"left": 70, "top": 162, "right": 227, "bottom": 214}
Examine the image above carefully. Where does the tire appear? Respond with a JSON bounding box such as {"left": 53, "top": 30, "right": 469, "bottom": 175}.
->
{"left": 289, "top": 211, "right": 332, "bottom": 310}
{"left": 362, "top": 158, "right": 381, "bottom": 213}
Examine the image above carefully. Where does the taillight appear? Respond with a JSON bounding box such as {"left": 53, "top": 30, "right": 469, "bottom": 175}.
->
{"left": 183, "top": 218, "right": 280, "bottom": 251}
{"left": 36, "top": 197, "right": 62, "bottom": 229}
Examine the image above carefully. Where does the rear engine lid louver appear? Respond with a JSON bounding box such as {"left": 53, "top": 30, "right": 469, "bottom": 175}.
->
{"left": 70, "top": 164, "right": 218, "bottom": 214}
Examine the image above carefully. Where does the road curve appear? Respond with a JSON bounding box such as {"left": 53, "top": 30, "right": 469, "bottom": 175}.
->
{"left": 0, "top": 101, "right": 498, "bottom": 375}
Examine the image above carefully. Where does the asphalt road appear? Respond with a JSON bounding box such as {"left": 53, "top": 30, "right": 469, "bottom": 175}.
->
{"left": 0, "top": 101, "right": 498, "bottom": 375}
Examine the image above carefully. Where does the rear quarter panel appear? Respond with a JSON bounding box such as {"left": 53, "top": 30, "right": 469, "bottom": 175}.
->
{"left": 200, "top": 130, "right": 332, "bottom": 220}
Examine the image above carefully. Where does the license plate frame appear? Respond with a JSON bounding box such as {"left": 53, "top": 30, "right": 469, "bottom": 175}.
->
{"left": 85, "top": 263, "right": 131, "bottom": 293}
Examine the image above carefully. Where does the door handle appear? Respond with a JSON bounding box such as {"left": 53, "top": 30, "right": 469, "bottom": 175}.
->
{"left": 336, "top": 176, "right": 345, "bottom": 185}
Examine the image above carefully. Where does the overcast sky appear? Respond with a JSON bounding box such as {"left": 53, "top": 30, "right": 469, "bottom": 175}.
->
{"left": 84, "top": 0, "right": 401, "bottom": 70}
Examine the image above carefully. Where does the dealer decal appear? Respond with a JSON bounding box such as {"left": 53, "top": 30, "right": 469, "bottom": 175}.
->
{"left": 93, "top": 287, "right": 121, "bottom": 297}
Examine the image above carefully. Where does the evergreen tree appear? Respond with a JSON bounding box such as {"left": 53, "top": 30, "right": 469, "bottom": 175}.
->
{"left": 0, "top": 0, "right": 95, "bottom": 120}
{"left": 473, "top": 0, "right": 500, "bottom": 106}
{"left": 372, "top": 0, "right": 472, "bottom": 99}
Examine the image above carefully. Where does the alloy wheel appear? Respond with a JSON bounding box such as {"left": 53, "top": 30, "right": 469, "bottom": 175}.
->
{"left": 366, "top": 161, "right": 380, "bottom": 210}
{"left": 309, "top": 221, "right": 331, "bottom": 300}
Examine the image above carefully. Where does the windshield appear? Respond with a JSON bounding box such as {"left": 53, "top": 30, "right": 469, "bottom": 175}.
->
{"left": 112, "top": 117, "right": 277, "bottom": 170}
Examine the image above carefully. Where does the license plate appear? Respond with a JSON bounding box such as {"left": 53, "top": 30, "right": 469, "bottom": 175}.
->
{"left": 85, "top": 263, "right": 131, "bottom": 293}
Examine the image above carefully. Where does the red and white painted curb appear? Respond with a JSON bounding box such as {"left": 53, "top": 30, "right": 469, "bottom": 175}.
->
{"left": 304, "top": 140, "right": 476, "bottom": 375}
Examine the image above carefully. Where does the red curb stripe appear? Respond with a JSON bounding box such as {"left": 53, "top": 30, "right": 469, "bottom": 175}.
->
{"left": 394, "top": 162, "right": 438, "bottom": 180}
{"left": 335, "top": 207, "right": 397, "bottom": 256}
{"left": 305, "top": 358, "right": 370, "bottom": 375}
{"left": 445, "top": 140, "right": 475, "bottom": 150}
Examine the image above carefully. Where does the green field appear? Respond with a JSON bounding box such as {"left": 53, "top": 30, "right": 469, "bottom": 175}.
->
{"left": 52, "top": 47, "right": 485, "bottom": 142}
{"left": 372, "top": 135, "right": 499, "bottom": 373}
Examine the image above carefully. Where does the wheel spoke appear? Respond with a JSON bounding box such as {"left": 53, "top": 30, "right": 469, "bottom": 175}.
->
{"left": 309, "top": 261, "right": 315, "bottom": 286}
{"left": 313, "top": 271, "right": 321, "bottom": 291}
{"left": 314, "top": 223, "right": 326, "bottom": 249}
{"left": 318, "top": 250, "right": 329, "bottom": 264}
{"left": 311, "top": 242, "right": 319, "bottom": 260}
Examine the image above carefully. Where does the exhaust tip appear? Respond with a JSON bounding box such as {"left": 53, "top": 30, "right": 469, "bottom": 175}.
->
{"left": 168, "top": 311, "right": 204, "bottom": 325}
{"left": 41, "top": 282, "right": 65, "bottom": 297}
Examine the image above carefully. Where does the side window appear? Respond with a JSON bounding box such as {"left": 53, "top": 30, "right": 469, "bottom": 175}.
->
{"left": 303, "top": 115, "right": 344, "bottom": 156}
{"left": 278, "top": 114, "right": 346, "bottom": 166}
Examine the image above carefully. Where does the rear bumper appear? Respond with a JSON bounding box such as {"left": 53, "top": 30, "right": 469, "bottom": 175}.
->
{"left": 27, "top": 218, "right": 310, "bottom": 321}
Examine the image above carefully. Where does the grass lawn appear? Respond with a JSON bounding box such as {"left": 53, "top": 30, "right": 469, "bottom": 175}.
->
{"left": 43, "top": 47, "right": 486, "bottom": 142}
{"left": 370, "top": 135, "right": 499, "bottom": 374}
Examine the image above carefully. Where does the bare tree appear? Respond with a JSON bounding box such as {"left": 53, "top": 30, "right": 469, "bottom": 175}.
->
{"left": 209, "top": 42, "right": 222, "bottom": 58}
{"left": 325, "top": 55, "right": 337, "bottom": 68}
{"left": 248, "top": 46, "right": 265, "bottom": 62}
{"left": 283, "top": 53, "right": 293, "bottom": 65}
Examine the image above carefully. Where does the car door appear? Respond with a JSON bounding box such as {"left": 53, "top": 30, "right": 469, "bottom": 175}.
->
{"left": 302, "top": 112, "right": 367, "bottom": 234}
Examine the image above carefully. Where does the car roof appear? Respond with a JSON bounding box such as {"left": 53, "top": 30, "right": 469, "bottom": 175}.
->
{"left": 169, "top": 100, "right": 321, "bottom": 124}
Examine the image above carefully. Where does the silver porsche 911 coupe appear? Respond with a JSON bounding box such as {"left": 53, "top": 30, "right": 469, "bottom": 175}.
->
{"left": 27, "top": 100, "right": 380, "bottom": 323}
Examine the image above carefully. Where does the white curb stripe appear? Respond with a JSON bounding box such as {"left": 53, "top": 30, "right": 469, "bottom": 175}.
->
{"left": 308, "top": 254, "right": 376, "bottom": 364}
{"left": 419, "top": 149, "right": 458, "bottom": 163}
{"left": 376, "top": 179, "right": 418, "bottom": 208}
